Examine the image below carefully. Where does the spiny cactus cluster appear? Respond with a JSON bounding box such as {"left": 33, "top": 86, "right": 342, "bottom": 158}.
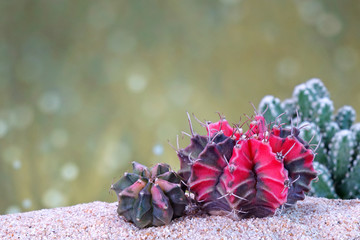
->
{"left": 112, "top": 108, "right": 318, "bottom": 228}
{"left": 111, "top": 161, "right": 187, "bottom": 228}
{"left": 113, "top": 79, "right": 357, "bottom": 228}
{"left": 258, "top": 78, "right": 360, "bottom": 199}
{"left": 177, "top": 110, "right": 317, "bottom": 219}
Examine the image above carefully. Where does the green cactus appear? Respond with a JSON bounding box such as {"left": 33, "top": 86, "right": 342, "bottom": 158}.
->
{"left": 111, "top": 161, "right": 187, "bottom": 228}
{"left": 281, "top": 98, "right": 296, "bottom": 124}
{"left": 351, "top": 123, "right": 360, "bottom": 157}
{"left": 338, "top": 153, "right": 360, "bottom": 198}
{"left": 299, "top": 122, "right": 327, "bottom": 166}
{"left": 292, "top": 83, "right": 314, "bottom": 120}
{"left": 328, "top": 130, "right": 356, "bottom": 183}
{"left": 306, "top": 78, "right": 329, "bottom": 99}
{"left": 351, "top": 123, "right": 360, "bottom": 144}
{"left": 310, "top": 162, "right": 338, "bottom": 199}
{"left": 323, "top": 121, "right": 340, "bottom": 149}
{"left": 258, "top": 95, "right": 284, "bottom": 125}
{"left": 258, "top": 78, "right": 360, "bottom": 199}
{"left": 311, "top": 98, "right": 334, "bottom": 130}
{"left": 336, "top": 106, "right": 356, "bottom": 129}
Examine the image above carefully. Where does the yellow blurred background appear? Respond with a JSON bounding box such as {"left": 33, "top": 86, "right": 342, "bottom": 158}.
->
{"left": 1, "top": 0, "right": 359, "bottom": 214}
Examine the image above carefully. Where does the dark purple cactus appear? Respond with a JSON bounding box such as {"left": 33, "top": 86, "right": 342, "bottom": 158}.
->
{"left": 111, "top": 162, "right": 187, "bottom": 228}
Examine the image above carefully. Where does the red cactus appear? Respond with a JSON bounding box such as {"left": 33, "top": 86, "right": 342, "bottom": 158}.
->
{"left": 216, "top": 138, "right": 288, "bottom": 218}
{"left": 177, "top": 111, "right": 317, "bottom": 219}
{"left": 245, "top": 114, "right": 268, "bottom": 140}
{"left": 269, "top": 127, "right": 317, "bottom": 205}
{"left": 206, "top": 118, "right": 242, "bottom": 140}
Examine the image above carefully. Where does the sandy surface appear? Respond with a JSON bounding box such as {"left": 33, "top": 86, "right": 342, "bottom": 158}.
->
{"left": 1, "top": 197, "right": 359, "bottom": 240}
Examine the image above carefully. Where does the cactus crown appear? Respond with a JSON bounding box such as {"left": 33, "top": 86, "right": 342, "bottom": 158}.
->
{"left": 258, "top": 78, "right": 360, "bottom": 199}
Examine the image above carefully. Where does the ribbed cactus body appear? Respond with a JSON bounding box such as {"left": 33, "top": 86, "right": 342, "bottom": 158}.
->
{"left": 339, "top": 154, "right": 360, "bottom": 198}
{"left": 281, "top": 98, "right": 296, "bottom": 124}
{"left": 350, "top": 123, "right": 360, "bottom": 146}
{"left": 311, "top": 98, "right": 334, "bottom": 130}
{"left": 258, "top": 78, "right": 360, "bottom": 199}
{"left": 299, "top": 122, "right": 327, "bottom": 165}
{"left": 329, "top": 130, "right": 356, "bottom": 183}
{"left": 111, "top": 162, "right": 187, "bottom": 228}
{"left": 177, "top": 135, "right": 209, "bottom": 182}
{"left": 269, "top": 129, "right": 317, "bottom": 205}
{"left": 293, "top": 83, "right": 315, "bottom": 120}
{"left": 258, "top": 95, "right": 284, "bottom": 125}
{"left": 178, "top": 112, "right": 316, "bottom": 219}
{"left": 306, "top": 78, "right": 329, "bottom": 99}
{"left": 221, "top": 139, "right": 288, "bottom": 218}
{"left": 310, "top": 162, "right": 338, "bottom": 199}
{"left": 323, "top": 122, "right": 340, "bottom": 149}
{"left": 336, "top": 106, "right": 356, "bottom": 130}
{"left": 351, "top": 123, "right": 360, "bottom": 158}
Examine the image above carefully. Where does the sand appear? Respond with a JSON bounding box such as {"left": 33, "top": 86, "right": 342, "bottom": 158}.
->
{"left": 1, "top": 197, "right": 359, "bottom": 240}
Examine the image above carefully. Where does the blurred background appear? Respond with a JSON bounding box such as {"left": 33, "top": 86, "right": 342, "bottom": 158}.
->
{"left": 1, "top": 0, "right": 359, "bottom": 214}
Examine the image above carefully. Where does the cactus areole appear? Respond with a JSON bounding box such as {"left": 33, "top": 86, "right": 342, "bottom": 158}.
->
{"left": 177, "top": 111, "right": 317, "bottom": 219}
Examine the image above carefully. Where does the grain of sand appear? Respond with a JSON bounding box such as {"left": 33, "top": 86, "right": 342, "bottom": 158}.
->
{"left": 1, "top": 197, "right": 359, "bottom": 240}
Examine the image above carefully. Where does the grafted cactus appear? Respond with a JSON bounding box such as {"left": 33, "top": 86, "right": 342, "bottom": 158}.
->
{"left": 258, "top": 78, "right": 360, "bottom": 199}
{"left": 111, "top": 162, "right": 187, "bottom": 228}
{"left": 177, "top": 110, "right": 316, "bottom": 220}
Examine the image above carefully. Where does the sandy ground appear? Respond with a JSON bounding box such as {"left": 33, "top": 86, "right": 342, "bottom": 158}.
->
{"left": 1, "top": 197, "right": 359, "bottom": 240}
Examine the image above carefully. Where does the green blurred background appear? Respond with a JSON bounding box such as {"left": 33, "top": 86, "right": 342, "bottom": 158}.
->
{"left": 1, "top": 0, "right": 359, "bottom": 214}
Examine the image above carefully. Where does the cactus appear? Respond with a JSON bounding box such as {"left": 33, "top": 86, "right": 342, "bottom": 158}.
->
{"left": 351, "top": 123, "right": 360, "bottom": 144}
{"left": 110, "top": 78, "right": 358, "bottom": 228}
{"left": 258, "top": 78, "right": 360, "bottom": 199}
{"left": 298, "top": 122, "right": 327, "bottom": 166}
{"left": 335, "top": 106, "right": 356, "bottom": 130}
{"left": 328, "top": 130, "right": 356, "bottom": 183}
{"left": 177, "top": 111, "right": 316, "bottom": 219}
{"left": 310, "top": 162, "right": 338, "bottom": 199}
{"left": 338, "top": 153, "right": 360, "bottom": 198}
{"left": 111, "top": 161, "right": 187, "bottom": 228}
{"left": 258, "top": 96, "right": 283, "bottom": 125}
